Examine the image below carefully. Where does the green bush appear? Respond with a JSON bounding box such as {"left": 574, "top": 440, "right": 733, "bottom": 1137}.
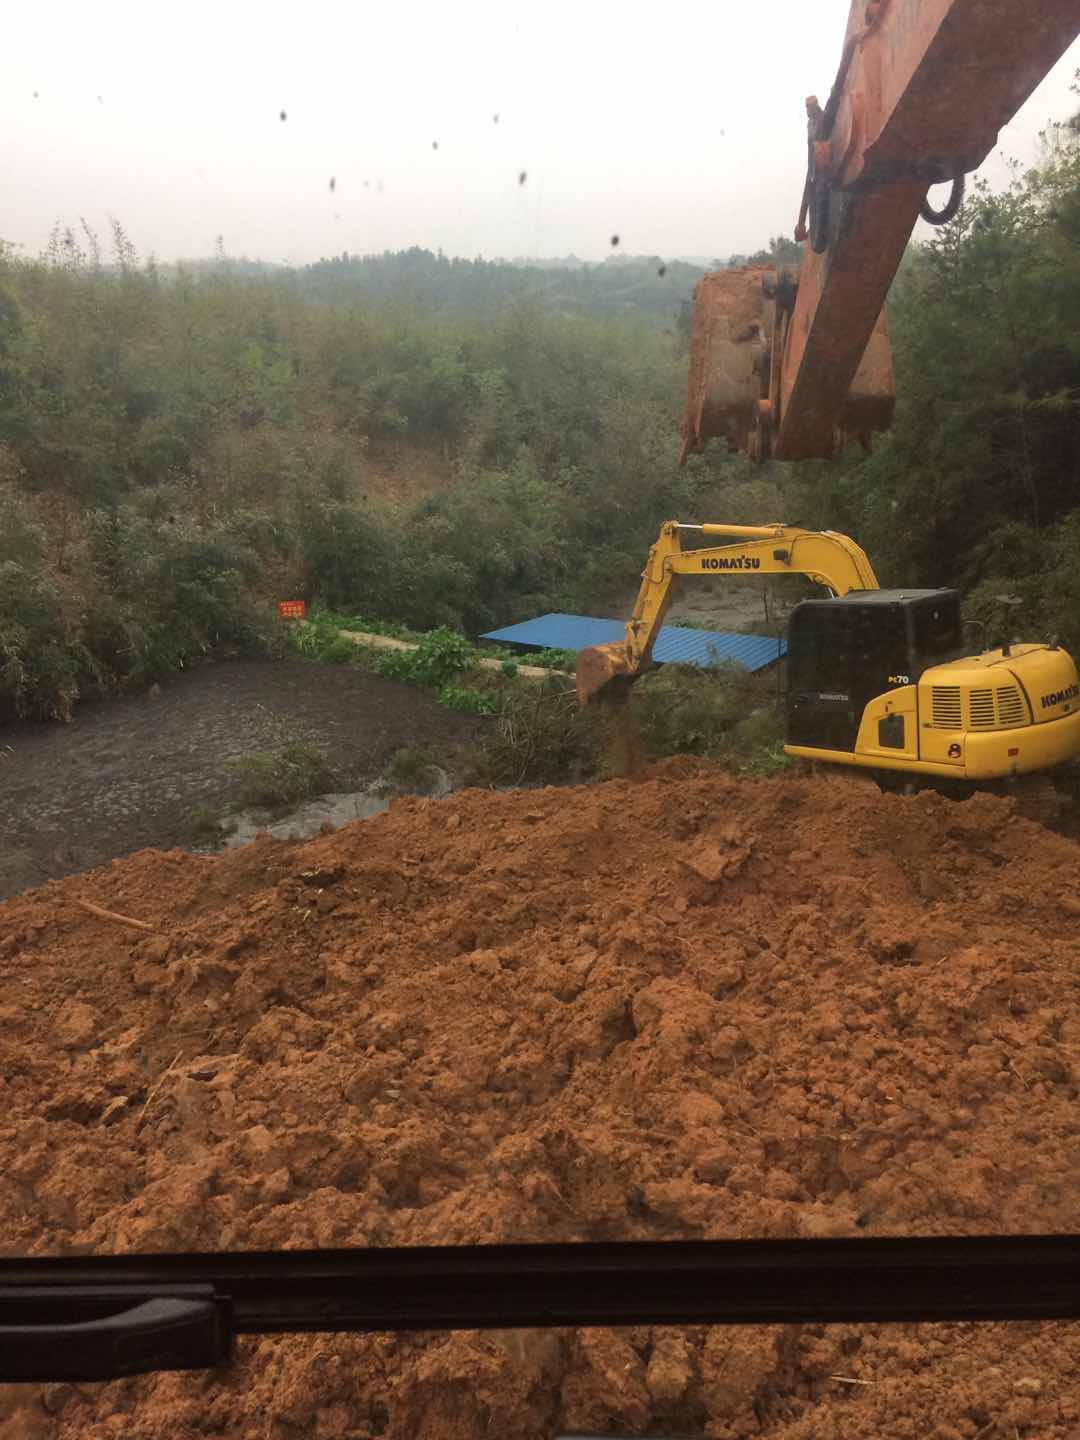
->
{"left": 0, "top": 490, "right": 95, "bottom": 720}
{"left": 962, "top": 512, "right": 1080, "bottom": 659}
{"left": 0, "top": 559, "right": 93, "bottom": 720}
{"left": 375, "top": 626, "right": 475, "bottom": 687}
{"left": 438, "top": 683, "right": 496, "bottom": 714}
{"left": 322, "top": 635, "right": 357, "bottom": 664}
{"left": 178, "top": 802, "right": 235, "bottom": 847}
{"left": 381, "top": 745, "right": 441, "bottom": 794}
{"left": 84, "top": 500, "right": 271, "bottom": 691}
{"left": 633, "top": 664, "right": 747, "bottom": 758}
{"left": 631, "top": 663, "right": 788, "bottom": 774}
{"left": 284, "top": 618, "right": 330, "bottom": 658}
{"left": 730, "top": 706, "right": 790, "bottom": 775}
{"left": 224, "top": 738, "right": 332, "bottom": 812}
{"left": 373, "top": 648, "right": 420, "bottom": 683}
{"left": 293, "top": 496, "right": 400, "bottom": 616}
{"left": 305, "top": 609, "right": 423, "bottom": 644}
{"left": 529, "top": 648, "right": 578, "bottom": 673}
{"left": 282, "top": 609, "right": 368, "bottom": 661}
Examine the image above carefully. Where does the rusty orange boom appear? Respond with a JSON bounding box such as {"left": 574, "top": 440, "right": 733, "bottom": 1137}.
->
{"left": 680, "top": 0, "right": 1080, "bottom": 463}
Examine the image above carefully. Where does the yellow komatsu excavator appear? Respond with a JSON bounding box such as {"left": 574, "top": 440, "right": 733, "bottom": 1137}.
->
{"left": 577, "top": 521, "right": 1080, "bottom": 786}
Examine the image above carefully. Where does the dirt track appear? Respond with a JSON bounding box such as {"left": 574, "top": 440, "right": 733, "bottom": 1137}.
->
{"left": 0, "top": 659, "right": 478, "bottom": 902}
{"left": 1, "top": 761, "right": 1078, "bottom": 1436}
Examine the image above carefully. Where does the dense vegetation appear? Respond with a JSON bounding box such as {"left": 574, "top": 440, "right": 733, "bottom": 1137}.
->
{"left": 798, "top": 124, "right": 1080, "bottom": 651}
{"left": 1, "top": 113, "right": 1078, "bottom": 725}
{"left": 0, "top": 226, "right": 729, "bottom": 719}
{"left": 295, "top": 248, "right": 708, "bottom": 323}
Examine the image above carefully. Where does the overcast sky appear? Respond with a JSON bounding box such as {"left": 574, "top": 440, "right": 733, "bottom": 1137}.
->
{"left": 1, "top": 1, "right": 1077, "bottom": 266}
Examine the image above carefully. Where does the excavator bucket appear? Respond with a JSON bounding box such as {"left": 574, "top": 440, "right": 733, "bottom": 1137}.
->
{"left": 679, "top": 267, "right": 775, "bottom": 463}
{"left": 680, "top": 264, "right": 896, "bottom": 461}
{"left": 576, "top": 642, "right": 636, "bottom": 707}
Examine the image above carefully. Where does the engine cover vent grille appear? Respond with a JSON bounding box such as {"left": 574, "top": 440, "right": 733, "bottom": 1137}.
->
{"left": 996, "top": 685, "right": 1026, "bottom": 727}
{"left": 964, "top": 685, "right": 1027, "bottom": 729}
{"left": 969, "top": 688, "right": 995, "bottom": 728}
{"left": 931, "top": 686, "right": 962, "bottom": 728}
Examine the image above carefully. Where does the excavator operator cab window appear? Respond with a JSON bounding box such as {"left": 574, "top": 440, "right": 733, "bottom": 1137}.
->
{"left": 787, "top": 600, "right": 908, "bottom": 697}
{"left": 786, "top": 593, "right": 953, "bottom": 754}
{"left": 787, "top": 606, "right": 855, "bottom": 694}
{"left": 909, "top": 592, "right": 963, "bottom": 666}
{"left": 787, "top": 599, "right": 905, "bottom": 752}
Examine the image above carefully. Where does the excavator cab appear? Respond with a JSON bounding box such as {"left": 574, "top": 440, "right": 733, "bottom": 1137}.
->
{"left": 784, "top": 589, "right": 1080, "bottom": 781}
{"left": 786, "top": 589, "right": 961, "bottom": 753}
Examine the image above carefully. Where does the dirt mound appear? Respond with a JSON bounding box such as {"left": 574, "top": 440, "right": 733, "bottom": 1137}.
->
{"left": 1, "top": 761, "right": 1079, "bottom": 1437}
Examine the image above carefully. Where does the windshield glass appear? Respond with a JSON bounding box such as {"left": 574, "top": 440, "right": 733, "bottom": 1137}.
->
{"left": 912, "top": 593, "right": 963, "bottom": 663}
{"left": 2, "top": 3, "right": 1079, "bottom": 1436}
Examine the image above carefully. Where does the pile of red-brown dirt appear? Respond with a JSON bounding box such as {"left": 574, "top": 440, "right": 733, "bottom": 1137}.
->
{"left": 1, "top": 759, "right": 1078, "bottom": 1438}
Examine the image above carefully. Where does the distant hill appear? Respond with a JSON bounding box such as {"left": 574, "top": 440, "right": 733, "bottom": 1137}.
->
{"left": 165, "top": 239, "right": 802, "bottom": 325}
{"left": 292, "top": 248, "right": 706, "bottom": 324}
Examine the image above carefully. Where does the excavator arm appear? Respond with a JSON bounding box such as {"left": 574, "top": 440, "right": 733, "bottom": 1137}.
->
{"left": 680, "top": 0, "right": 1080, "bottom": 463}
{"left": 576, "top": 521, "right": 879, "bottom": 705}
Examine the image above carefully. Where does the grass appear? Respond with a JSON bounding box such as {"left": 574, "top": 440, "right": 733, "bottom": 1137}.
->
{"left": 284, "top": 607, "right": 791, "bottom": 791}
{"left": 379, "top": 745, "right": 443, "bottom": 795}
{"left": 475, "top": 643, "right": 578, "bottom": 673}
{"left": 178, "top": 802, "right": 236, "bottom": 847}
{"left": 285, "top": 606, "right": 428, "bottom": 655}
{"left": 628, "top": 664, "right": 791, "bottom": 775}
{"left": 288, "top": 608, "right": 580, "bottom": 678}
{"left": 728, "top": 706, "right": 791, "bottom": 775}
{"left": 438, "top": 683, "right": 497, "bottom": 714}
{"left": 523, "top": 647, "right": 578, "bottom": 673}
{"left": 224, "top": 737, "right": 333, "bottom": 813}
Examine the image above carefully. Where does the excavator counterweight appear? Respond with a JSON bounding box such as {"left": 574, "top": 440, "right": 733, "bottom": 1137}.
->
{"left": 681, "top": 0, "right": 1080, "bottom": 463}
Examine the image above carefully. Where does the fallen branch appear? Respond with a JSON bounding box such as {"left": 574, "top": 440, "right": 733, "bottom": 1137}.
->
{"left": 135, "top": 1050, "right": 183, "bottom": 1132}
{"left": 75, "top": 898, "right": 156, "bottom": 933}
{"left": 829, "top": 1375, "right": 875, "bottom": 1386}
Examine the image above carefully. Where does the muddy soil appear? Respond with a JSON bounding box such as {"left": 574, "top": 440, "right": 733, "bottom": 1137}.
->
{"left": 0, "top": 762, "right": 1078, "bottom": 1437}
{"left": 0, "top": 660, "right": 479, "bottom": 902}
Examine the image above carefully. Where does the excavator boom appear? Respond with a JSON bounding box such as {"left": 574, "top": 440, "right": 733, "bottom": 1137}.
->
{"left": 576, "top": 521, "right": 878, "bottom": 705}
{"left": 681, "top": 0, "right": 1080, "bottom": 463}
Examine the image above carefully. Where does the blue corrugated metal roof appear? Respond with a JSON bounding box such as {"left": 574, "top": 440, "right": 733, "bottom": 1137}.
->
{"left": 480, "top": 613, "right": 786, "bottom": 673}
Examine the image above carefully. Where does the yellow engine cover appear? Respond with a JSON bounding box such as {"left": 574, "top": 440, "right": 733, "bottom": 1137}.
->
{"left": 915, "top": 642, "right": 1080, "bottom": 777}
{"left": 786, "top": 644, "right": 1080, "bottom": 780}
{"left": 917, "top": 644, "right": 1080, "bottom": 779}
